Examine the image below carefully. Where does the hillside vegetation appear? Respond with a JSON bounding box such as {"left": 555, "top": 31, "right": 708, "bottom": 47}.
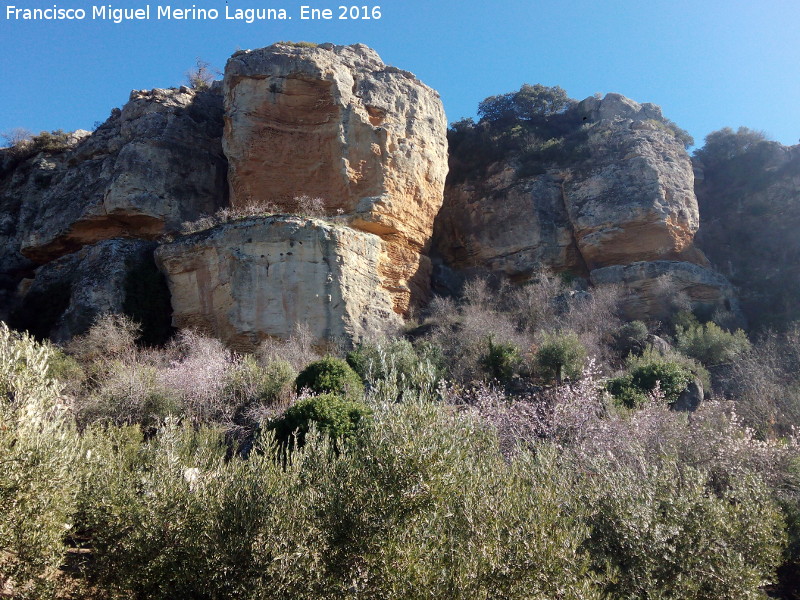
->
{"left": 3, "top": 267, "right": 800, "bottom": 598}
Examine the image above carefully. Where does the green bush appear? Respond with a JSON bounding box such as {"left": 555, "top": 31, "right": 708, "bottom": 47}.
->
{"left": 268, "top": 393, "right": 372, "bottom": 450}
{"left": 480, "top": 339, "right": 522, "bottom": 382}
{"left": 0, "top": 323, "right": 81, "bottom": 597}
{"left": 608, "top": 358, "right": 693, "bottom": 408}
{"left": 536, "top": 331, "right": 586, "bottom": 384}
{"left": 346, "top": 338, "right": 442, "bottom": 402}
{"left": 582, "top": 457, "right": 785, "bottom": 599}
{"left": 295, "top": 356, "right": 364, "bottom": 399}
{"left": 613, "top": 320, "right": 649, "bottom": 357}
{"left": 31, "top": 129, "right": 72, "bottom": 153}
{"left": 676, "top": 321, "right": 751, "bottom": 366}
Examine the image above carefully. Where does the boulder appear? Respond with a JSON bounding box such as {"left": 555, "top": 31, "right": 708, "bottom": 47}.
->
{"left": 155, "top": 216, "right": 401, "bottom": 351}
{"left": 223, "top": 43, "right": 448, "bottom": 313}
{"left": 672, "top": 379, "right": 704, "bottom": 412}
{"left": 589, "top": 260, "right": 743, "bottom": 325}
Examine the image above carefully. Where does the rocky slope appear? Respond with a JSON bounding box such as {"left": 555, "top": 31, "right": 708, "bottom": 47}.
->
{"left": 434, "top": 93, "right": 739, "bottom": 323}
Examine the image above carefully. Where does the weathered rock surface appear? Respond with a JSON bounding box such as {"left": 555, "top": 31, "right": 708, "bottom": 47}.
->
{"left": 563, "top": 95, "right": 703, "bottom": 269}
{"left": 436, "top": 93, "right": 703, "bottom": 278}
{"left": 9, "top": 239, "right": 170, "bottom": 343}
{"left": 434, "top": 169, "right": 584, "bottom": 282}
{"left": 434, "top": 93, "right": 727, "bottom": 320}
{"left": 223, "top": 43, "right": 448, "bottom": 314}
{"left": 2, "top": 87, "right": 226, "bottom": 267}
{"left": 155, "top": 216, "right": 401, "bottom": 351}
{"left": 589, "top": 260, "right": 741, "bottom": 324}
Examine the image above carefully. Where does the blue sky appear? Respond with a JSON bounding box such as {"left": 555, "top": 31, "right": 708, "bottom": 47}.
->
{"left": 1, "top": 0, "right": 799, "bottom": 148}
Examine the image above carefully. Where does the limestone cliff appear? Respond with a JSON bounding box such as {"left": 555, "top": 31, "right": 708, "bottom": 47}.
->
{"left": 1, "top": 43, "right": 447, "bottom": 345}
{"left": 223, "top": 43, "right": 448, "bottom": 314}
{"left": 434, "top": 93, "right": 734, "bottom": 322}
{"left": 4, "top": 87, "right": 226, "bottom": 265}
{"left": 0, "top": 86, "right": 226, "bottom": 338}
{"left": 155, "top": 216, "right": 401, "bottom": 352}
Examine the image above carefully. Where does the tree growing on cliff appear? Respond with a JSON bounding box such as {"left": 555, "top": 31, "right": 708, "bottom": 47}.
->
{"left": 478, "top": 83, "right": 574, "bottom": 125}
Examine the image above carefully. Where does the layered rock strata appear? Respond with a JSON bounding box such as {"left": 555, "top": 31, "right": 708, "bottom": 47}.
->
{"left": 434, "top": 93, "right": 732, "bottom": 321}
{"left": 155, "top": 217, "right": 401, "bottom": 352}
{"left": 590, "top": 260, "right": 741, "bottom": 324}
{"left": 223, "top": 43, "right": 448, "bottom": 314}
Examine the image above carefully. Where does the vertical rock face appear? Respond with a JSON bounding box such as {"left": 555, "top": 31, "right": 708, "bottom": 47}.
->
{"left": 9, "top": 239, "right": 171, "bottom": 343}
{"left": 0, "top": 87, "right": 226, "bottom": 339}
{"left": 434, "top": 93, "right": 733, "bottom": 321}
{"left": 562, "top": 95, "right": 702, "bottom": 269}
{"left": 7, "top": 87, "right": 227, "bottom": 265}
{"left": 223, "top": 43, "right": 448, "bottom": 313}
{"left": 155, "top": 217, "right": 401, "bottom": 352}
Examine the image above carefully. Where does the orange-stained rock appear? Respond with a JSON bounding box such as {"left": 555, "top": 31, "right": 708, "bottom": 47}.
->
{"left": 223, "top": 43, "right": 448, "bottom": 314}
{"left": 436, "top": 93, "right": 706, "bottom": 285}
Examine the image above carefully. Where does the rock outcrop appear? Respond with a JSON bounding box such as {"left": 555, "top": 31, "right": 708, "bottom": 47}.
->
{"left": 434, "top": 93, "right": 731, "bottom": 321}
{"left": 9, "top": 239, "right": 171, "bottom": 343}
{"left": 0, "top": 86, "right": 226, "bottom": 340}
{"left": 156, "top": 216, "right": 401, "bottom": 352}
{"left": 561, "top": 95, "right": 702, "bottom": 269}
{"left": 5, "top": 87, "right": 226, "bottom": 265}
{"left": 589, "top": 260, "right": 741, "bottom": 324}
{"left": 223, "top": 43, "right": 448, "bottom": 314}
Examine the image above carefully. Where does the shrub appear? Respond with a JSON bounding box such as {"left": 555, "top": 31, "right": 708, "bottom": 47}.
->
{"left": 347, "top": 338, "right": 443, "bottom": 402}
{"left": 225, "top": 355, "right": 293, "bottom": 405}
{"left": 78, "top": 361, "right": 179, "bottom": 428}
{"left": 676, "top": 321, "right": 751, "bottom": 366}
{"left": 268, "top": 393, "right": 371, "bottom": 451}
{"left": 480, "top": 339, "right": 522, "bottom": 383}
{"left": 0, "top": 323, "right": 81, "bottom": 597}
{"left": 608, "top": 358, "right": 693, "bottom": 408}
{"left": 426, "top": 279, "right": 530, "bottom": 383}
{"left": 535, "top": 331, "right": 586, "bottom": 384}
{"left": 66, "top": 313, "right": 140, "bottom": 371}
{"left": 185, "top": 57, "right": 217, "bottom": 90}
{"left": 31, "top": 129, "right": 72, "bottom": 153}
{"left": 295, "top": 356, "right": 364, "bottom": 400}
{"left": 612, "top": 320, "right": 649, "bottom": 357}
{"left": 295, "top": 194, "right": 327, "bottom": 217}
{"left": 258, "top": 323, "right": 320, "bottom": 372}
{"left": 582, "top": 457, "right": 785, "bottom": 599}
